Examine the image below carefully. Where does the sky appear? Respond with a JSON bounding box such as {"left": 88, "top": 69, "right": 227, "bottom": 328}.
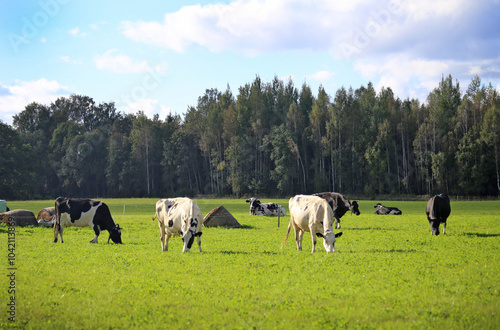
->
{"left": 1, "top": 0, "right": 500, "bottom": 125}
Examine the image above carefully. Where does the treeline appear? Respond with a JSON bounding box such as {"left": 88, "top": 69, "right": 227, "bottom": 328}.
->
{"left": 1, "top": 74, "right": 499, "bottom": 199}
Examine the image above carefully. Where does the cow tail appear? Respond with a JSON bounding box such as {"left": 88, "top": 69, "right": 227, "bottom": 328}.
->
{"left": 281, "top": 217, "right": 293, "bottom": 249}
{"left": 152, "top": 211, "right": 157, "bottom": 222}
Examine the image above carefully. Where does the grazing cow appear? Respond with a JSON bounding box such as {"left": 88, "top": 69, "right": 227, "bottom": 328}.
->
{"left": 246, "top": 197, "right": 286, "bottom": 216}
{"left": 282, "top": 195, "right": 343, "bottom": 253}
{"left": 37, "top": 207, "right": 56, "bottom": 227}
{"left": 53, "top": 197, "right": 122, "bottom": 244}
{"left": 313, "top": 192, "right": 360, "bottom": 229}
{"left": 374, "top": 203, "right": 402, "bottom": 215}
{"left": 152, "top": 198, "right": 203, "bottom": 252}
{"left": 426, "top": 194, "right": 451, "bottom": 236}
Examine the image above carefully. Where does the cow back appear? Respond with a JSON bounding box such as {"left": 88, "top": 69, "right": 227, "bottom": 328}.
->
{"left": 426, "top": 194, "right": 451, "bottom": 220}
{"left": 314, "top": 192, "right": 349, "bottom": 217}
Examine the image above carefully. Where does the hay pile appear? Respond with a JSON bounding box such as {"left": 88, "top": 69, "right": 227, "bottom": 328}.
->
{"left": 203, "top": 206, "right": 242, "bottom": 228}
{"left": 0, "top": 209, "right": 38, "bottom": 226}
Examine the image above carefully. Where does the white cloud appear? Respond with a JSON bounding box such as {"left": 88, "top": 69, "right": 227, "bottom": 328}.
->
{"left": 61, "top": 56, "right": 82, "bottom": 65}
{"left": 95, "top": 49, "right": 167, "bottom": 73}
{"left": 353, "top": 55, "right": 451, "bottom": 100}
{"left": 308, "top": 70, "right": 334, "bottom": 82}
{"left": 119, "top": 0, "right": 499, "bottom": 62}
{"left": 126, "top": 98, "right": 172, "bottom": 119}
{"left": 0, "top": 79, "right": 69, "bottom": 124}
{"left": 68, "top": 27, "right": 88, "bottom": 37}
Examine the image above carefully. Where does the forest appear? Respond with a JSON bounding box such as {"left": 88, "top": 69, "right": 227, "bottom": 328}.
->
{"left": 1, "top": 74, "right": 499, "bottom": 200}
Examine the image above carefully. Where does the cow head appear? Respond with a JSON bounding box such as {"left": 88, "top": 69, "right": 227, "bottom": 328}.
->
{"left": 108, "top": 224, "right": 122, "bottom": 244}
{"left": 181, "top": 218, "right": 202, "bottom": 252}
{"left": 246, "top": 198, "right": 261, "bottom": 215}
{"left": 428, "top": 220, "right": 441, "bottom": 236}
{"left": 350, "top": 201, "right": 360, "bottom": 215}
{"left": 316, "top": 231, "right": 343, "bottom": 253}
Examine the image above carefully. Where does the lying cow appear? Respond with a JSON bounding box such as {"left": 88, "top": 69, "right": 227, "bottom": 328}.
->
{"left": 54, "top": 197, "right": 122, "bottom": 244}
{"left": 152, "top": 197, "right": 203, "bottom": 252}
{"left": 246, "top": 197, "right": 286, "bottom": 216}
{"left": 426, "top": 194, "right": 451, "bottom": 236}
{"left": 374, "top": 203, "right": 402, "bottom": 215}
{"left": 313, "top": 192, "right": 360, "bottom": 229}
{"left": 37, "top": 207, "right": 56, "bottom": 227}
{"left": 282, "top": 195, "right": 342, "bottom": 253}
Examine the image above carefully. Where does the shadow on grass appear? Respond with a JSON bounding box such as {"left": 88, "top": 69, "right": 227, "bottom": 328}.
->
{"left": 348, "top": 227, "right": 403, "bottom": 231}
{"left": 465, "top": 232, "right": 500, "bottom": 238}
{"left": 348, "top": 248, "right": 419, "bottom": 253}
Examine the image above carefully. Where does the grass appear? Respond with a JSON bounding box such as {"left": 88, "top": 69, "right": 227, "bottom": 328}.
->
{"left": 1, "top": 198, "right": 499, "bottom": 329}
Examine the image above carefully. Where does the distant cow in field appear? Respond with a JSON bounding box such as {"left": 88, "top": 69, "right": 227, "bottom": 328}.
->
{"left": 282, "top": 195, "right": 342, "bottom": 253}
{"left": 37, "top": 207, "right": 56, "bottom": 227}
{"left": 374, "top": 203, "right": 402, "bottom": 215}
{"left": 152, "top": 197, "right": 203, "bottom": 252}
{"left": 313, "top": 192, "right": 360, "bottom": 229}
{"left": 246, "top": 198, "right": 286, "bottom": 216}
{"left": 426, "top": 194, "right": 451, "bottom": 236}
{"left": 54, "top": 197, "right": 122, "bottom": 244}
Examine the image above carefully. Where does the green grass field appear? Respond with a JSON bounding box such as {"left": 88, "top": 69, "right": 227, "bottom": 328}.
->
{"left": 1, "top": 198, "right": 499, "bottom": 329}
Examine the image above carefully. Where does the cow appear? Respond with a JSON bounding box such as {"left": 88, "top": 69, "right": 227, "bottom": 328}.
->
{"left": 374, "top": 203, "right": 402, "bottom": 215}
{"left": 37, "top": 207, "right": 56, "bottom": 227}
{"left": 426, "top": 194, "right": 451, "bottom": 236}
{"left": 313, "top": 192, "right": 360, "bottom": 229}
{"left": 152, "top": 198, "right": 203, "bottom": 252}
{"left": 53, "top": 197, "right": 122, "bottom": 244}
{"left": 282, "top": 195, "right": 343, "bottom": 253}
{"left": 246, "top": 197, "right": 286, "bottom": 216}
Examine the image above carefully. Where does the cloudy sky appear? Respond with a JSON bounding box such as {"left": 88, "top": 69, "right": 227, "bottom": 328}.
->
{"left": 1, "top": 0, "right": 499, "bottom": 125}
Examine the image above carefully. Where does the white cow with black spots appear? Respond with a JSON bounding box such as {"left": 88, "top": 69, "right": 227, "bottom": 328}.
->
{"left": 246, "top": 197, "right": 286, "bottom": 216}
{"left": 152, "top": 197, "right": 203, "bottom": 252}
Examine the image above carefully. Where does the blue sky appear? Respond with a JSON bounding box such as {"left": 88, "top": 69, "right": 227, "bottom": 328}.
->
{"left": 1, "top": 0, "right": 499, "bottom": 125}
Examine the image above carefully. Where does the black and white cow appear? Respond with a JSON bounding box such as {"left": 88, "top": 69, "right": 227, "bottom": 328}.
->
{"left": 374, "top": 203, "right": 402, "bottom": 215}
{"left": 152, "top": 197, "right": 203, "bottom": 252}
{"left": 246, "top": 197, "right": 286, "bottom": 216}
{"left": 313, "top": 192, "right": 360, "bottom": 229}
{"left": 282, "top": 195, "right": 342, "bottom": 253}
{"left": 426, "top": 194, "right": 451, "bottom": 236}
{"left": 53, "top": 197, "right": 122, "bottom": 244}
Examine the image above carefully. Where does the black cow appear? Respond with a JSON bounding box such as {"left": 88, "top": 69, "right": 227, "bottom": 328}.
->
{"left": 313, "top": 192, "right": 360, "bottom": 229}
{"left": 54, "top": 197, "right": 122, "bottom": 244}
{"left": 426, "top": 194, "right": 451, "bottom": 236}
{"left": 374, "top": 203, "right": 402, "bottom": 215}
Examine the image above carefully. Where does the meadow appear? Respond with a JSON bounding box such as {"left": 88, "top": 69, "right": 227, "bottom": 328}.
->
{"left": 1, "top": 198, "right": 499, "bottom": 329}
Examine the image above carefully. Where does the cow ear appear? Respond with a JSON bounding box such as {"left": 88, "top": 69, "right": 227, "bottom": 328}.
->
{"left": 246, "top": 199, "right": 250, "bottom": 203}
{"left": 316, "top": 233, "right": 325, "bottom": 238}
{"left": 195, "top": 232, "right": 202, "bottom": 237}
{"left": 335, "top": 232, "right": 343, "bottom": 238}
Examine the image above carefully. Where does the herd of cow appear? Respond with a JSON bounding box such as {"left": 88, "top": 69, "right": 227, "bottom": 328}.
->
{"left": 15, "top": 192, "right": 450, "bottom": 253}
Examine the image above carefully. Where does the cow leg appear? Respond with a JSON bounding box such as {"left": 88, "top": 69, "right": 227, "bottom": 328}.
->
{"left": 293, "top": 225, "right": 303, "bottom": 251}
{"left": 90, "top": 225, "right": 100, "bottom": 243}
{"left": 309, "top": 226, "right": 317, "bottom": 253}
{"left": 197, "top": 235, "right": 202, "bottom": 252}
{"left": 158, "top": 221, "right": 166, "bottom": 251}
{"left": 335, "top": 217, "right": 341, "bottom": 229}
{"left": 163, "top": 233, "right": 171, "bottom": 252}
{"left": 54, "top": 222, "right": 63, "bottom": 243}
{"left": 443, "top": 221, "right": 446, "bottom": 234}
